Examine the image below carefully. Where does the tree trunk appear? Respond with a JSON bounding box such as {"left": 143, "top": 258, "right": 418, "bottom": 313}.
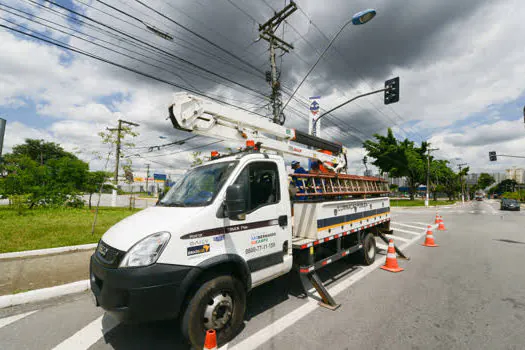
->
{"left": 89, "top": 193, "right": 93, "bottom": 210}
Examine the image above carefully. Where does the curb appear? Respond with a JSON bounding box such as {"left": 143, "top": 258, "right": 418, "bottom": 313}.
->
{"left": 0, "top": 280, "right": 90, "bottom": 309}
{"left": 0, "top": 243, "right": 97, "bottom": 260}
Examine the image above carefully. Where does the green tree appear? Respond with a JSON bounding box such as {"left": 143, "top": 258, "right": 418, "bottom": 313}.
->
{"left": 0, "top": 139, "right": 89, "bottom": 208}
{"left": 494, "top": 179, "right": 518, "bottom": 194}
{"left": 84, "top": 171, "right": 112, "bottom": 209}
{"left": 430, "top": 160, "right": 459, "bottom": 201}
{"left": 363, "top": 128, "right": 427, "bottom": 200}
{"left": 98, "top": 125, "right": 138, "bottom": 185}
{"left": 191, "top": 151, "right": 204, "bottom": 167}
{"left": 477, "top": 173, "right": 495, "bottom": 190}
{"left": 11, "top": 139, "right": 77, "bottom": 165}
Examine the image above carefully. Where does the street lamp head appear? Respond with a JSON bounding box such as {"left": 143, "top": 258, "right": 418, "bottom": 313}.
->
{"left": 352, "top": 9, "right": 377, "bottom": 25}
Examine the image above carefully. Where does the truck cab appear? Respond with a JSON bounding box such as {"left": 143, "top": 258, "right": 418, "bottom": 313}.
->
{"left": 90, "top": 152, "right": 293, "bottom": 346}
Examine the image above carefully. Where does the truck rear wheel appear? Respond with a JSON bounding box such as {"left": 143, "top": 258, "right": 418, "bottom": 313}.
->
{"left": 359, "top": 232, "right": 376, "bottom": 265}
{"left": 181, "top": 275, "right": 246, "bottom": 348}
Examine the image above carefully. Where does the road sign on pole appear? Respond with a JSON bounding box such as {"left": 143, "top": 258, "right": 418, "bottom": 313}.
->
{"left": 309, "top": 96, "right": 321, "bottom": 137}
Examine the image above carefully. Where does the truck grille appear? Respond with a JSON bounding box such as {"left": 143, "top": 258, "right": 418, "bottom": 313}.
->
{"left": 95, "top": 240, "right": 125, "bottom": 268}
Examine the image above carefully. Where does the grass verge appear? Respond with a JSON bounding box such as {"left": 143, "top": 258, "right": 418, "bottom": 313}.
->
{"left": 0, "top": 207, "right": 141, "bottom": 253}
{"left": 390, "top": 199, "right": 456, "bottom": 207}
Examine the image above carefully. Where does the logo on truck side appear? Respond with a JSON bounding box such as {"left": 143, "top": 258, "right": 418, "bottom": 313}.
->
{"left": 187, "top": 244, "right": 210, "bottom": 256}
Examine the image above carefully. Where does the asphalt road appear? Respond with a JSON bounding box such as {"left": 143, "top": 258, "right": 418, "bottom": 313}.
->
{"left": 1, "top": 200, "right": 525, "bottom": 349}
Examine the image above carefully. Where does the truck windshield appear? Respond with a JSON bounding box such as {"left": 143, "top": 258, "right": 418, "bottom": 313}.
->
{"left": 158, "top": 161, "right": 238, "bottom": 207}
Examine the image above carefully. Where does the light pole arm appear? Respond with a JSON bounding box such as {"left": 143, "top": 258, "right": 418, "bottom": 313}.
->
{"left": 282, "top": 19, "right": 354, "bottom": 112}
{"left": 313, "top": 88, "right": 386, "bottom": 131}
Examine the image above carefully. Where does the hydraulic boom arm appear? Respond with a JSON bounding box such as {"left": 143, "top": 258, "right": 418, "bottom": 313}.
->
{"left": 168, "top": 92, "right": 347, "bottom": 171}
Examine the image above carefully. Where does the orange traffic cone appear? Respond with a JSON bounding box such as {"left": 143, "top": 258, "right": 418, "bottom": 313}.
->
{"left": 204, "top": 329, "right": 217, "bottom": 350}
{"left": 422, "top": 225, "right": 438, "bottom": 247}
{"left": 380, "top": 239, "right": 404, "bottom": 272}
{"left": 437, "top": 216, "right": 446, "bottom": 231}
{"left": 434, "top": 213, "right": 440, "bottom": 224}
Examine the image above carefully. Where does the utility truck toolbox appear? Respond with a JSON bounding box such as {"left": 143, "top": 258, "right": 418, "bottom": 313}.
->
{"left": 294, "top": 197, "right": 390, "bottom": 240}
{"left": 89, "top": 92, "right": 393, "bottom": 349}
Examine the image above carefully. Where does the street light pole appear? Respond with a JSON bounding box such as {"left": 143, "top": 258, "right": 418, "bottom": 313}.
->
{"left": 458, "top": 163, "right": 468, "bottom": 204}
{"left": 425, "top": 148, "right": 439, "bottom": 207}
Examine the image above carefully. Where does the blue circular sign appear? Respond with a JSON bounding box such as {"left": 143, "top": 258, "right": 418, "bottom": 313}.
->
{"left": 310, "top": 100, "right": 319, "bottom": 115}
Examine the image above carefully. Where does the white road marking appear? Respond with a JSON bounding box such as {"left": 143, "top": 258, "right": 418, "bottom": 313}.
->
{"left": 376, "top": 242, "right": 388, "bottom": 250}
{"left": 52, "top": 314, "right": 119, "bottom": 350}
{"left": 410, "top": 222, "right": 435, "bottom": 227}
{"left": 0, "top": 310, "right": 38, "bottom": 329}
{"left": 384, "top": 234, "right": 410, "bottom": 243}
{"left": 394, "top": 223, "right": 429, "bottom": 230}
{"left": 228, "top": 226, "right": 428, "bottom": 350}
{"left": 390, "top": 227, "right": 420, "bottom": 236}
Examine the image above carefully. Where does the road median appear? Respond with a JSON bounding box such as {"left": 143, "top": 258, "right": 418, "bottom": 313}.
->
{"left": 0, "top": 245, "right": 93, "bottom": 297}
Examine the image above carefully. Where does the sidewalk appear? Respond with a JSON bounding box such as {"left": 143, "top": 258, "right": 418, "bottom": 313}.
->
{"left": 0, "top": 249, "right": 93, "bottom": 296}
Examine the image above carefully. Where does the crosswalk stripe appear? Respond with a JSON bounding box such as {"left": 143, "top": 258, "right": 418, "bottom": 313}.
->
{"left": 384, "top": 234, "right": 410, "bottom": 243}
{"left": 391, "top": 227, "right": 421, "bottom": 236}
{"left": 376, "top": 243, "right": 388, "bottom": 250}
{"left": 0, "top": 310, "right": 38, "bottom": 329}
{"left": 410, "top": 221, "right": 434, "bottom": 226}
{"left": 52, "top": 314, "right": 119, "bottom": 350}
{"left": 394, "top": 223, "right": 428, "bottom": 230}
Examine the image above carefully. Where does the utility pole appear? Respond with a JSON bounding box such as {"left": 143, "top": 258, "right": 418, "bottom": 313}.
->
{"left": 145, "top": 163, "right": 150, "bottom": 195}
{"left": 108, "top": 119, "right": 139, "bottom": 206}
{"left": 259, "top": 2, "right": 296, "bottom": 125}
{"left": 0, "top": 118, "right": 5, "bottom": 174}
{"left": 425, "top": 148, "right": 439, "bottom": 207}
{"left": 458, "top": 163, "right": 468, "bottom": 204}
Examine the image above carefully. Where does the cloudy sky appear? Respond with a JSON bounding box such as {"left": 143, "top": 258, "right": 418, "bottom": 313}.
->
{"left": 1, "top": 0, "right": 524, "bottom": 177}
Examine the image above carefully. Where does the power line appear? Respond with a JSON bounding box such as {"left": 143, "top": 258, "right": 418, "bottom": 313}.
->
{"left": 0, "top": 21, "right": 268, "bottom": 117}
{"left": 130, "top": 0, "right": 266, "bottom": 76}
{"left": 76, "top": 0, "right": 267, "bottom": 82}
{"left": 128, "top": 140, "right": 223, "bottom": 158}
{"left": 40, "top": 0, "right": 268, "bottom": 98}
{"left": 0, "top": 4, "right": 267, "bottom": 107}
{"left": 12, "top": 0, "right": 271, "bottom": 107}
{"left": 126, "top": 135, "right": 199, "bottom": 151}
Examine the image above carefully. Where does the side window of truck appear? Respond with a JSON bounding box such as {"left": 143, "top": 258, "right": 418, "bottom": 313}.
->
{"left": 234, "top": 161, "right": 280, "bottom": 213}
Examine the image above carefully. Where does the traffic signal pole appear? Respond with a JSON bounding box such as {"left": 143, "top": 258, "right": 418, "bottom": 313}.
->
{"left": 425, "top": 148, "right": 439, "bottom": 207}
{"left": 312, "top": 77, "right": 399, "bottom": 132}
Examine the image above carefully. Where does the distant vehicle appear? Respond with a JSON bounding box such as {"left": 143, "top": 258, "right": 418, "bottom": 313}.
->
{"left": 501, "top": 198, "right": 520, "bottom": 211}
{"left": 475, "top": 196, "right": 483, "bottom": 201}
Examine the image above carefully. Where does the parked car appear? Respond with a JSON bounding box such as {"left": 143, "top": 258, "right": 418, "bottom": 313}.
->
{"left": 500, "top": 198, "right": 521, "bottom": 211}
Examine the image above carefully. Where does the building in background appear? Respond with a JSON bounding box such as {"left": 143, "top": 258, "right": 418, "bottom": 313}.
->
{"left": 466, "top": 173, "right": 479, "bottom": 186}
{"left": 506, "top": 168, "right": 525, "bottom": 184}
{"left": 492, "top": 172, "right": 507, "bottom": 184}
{"left": 389, "top": 177, "right": 408, "bottom": 188}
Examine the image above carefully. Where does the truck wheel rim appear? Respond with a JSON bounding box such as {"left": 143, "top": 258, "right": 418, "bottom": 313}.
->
{"left": 203, "top": 292, "right": 233, "bottom": 331}
{"left": 367, "top": 242, "right": 375, "bottom": 259}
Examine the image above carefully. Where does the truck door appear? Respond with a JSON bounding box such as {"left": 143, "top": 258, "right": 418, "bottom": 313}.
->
{"left": 230, "top": 160, "right": 292, "bottom": 287}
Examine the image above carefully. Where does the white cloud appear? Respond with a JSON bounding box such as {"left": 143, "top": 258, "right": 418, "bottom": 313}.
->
{"left": 1, "top": 0, "right": 525, "bottom": 178}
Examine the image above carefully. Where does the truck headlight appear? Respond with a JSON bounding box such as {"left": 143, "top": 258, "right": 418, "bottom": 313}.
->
{"left": 119, "top": 231, "right": 171, "bottom": 268}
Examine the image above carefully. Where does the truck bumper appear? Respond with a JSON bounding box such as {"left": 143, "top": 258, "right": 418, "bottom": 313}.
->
{"left": 90, "top": 254, "right": 199, "bottom": 323}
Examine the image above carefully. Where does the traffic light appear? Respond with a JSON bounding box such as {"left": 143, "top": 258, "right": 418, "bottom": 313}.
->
{"left": 489, "top": 151, "right": 497, "bottom": 161}
{"left": 384, "top": 77, "right": 400, "bottom": 105}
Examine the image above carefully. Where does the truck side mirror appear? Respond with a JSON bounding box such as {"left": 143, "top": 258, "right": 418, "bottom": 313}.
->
{"left": 225, "top": 184, "right": 246, "bottom": 220}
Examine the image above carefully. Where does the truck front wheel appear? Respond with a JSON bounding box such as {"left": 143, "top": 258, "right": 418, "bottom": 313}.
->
{"left": 359, "top": 232, "right": 376, "bottom": 265}
{"left": 181, "top": 275, "right": 246, "bottom": 348}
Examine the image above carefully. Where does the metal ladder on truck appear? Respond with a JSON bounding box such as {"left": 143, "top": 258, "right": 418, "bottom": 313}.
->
{"left": 290, "top": 173, "right": 390, "bottom": 199}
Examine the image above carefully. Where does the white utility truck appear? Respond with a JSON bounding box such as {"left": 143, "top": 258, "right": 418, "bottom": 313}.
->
{"left": 90, "top": 93, "right": 393, "bottom": 348}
